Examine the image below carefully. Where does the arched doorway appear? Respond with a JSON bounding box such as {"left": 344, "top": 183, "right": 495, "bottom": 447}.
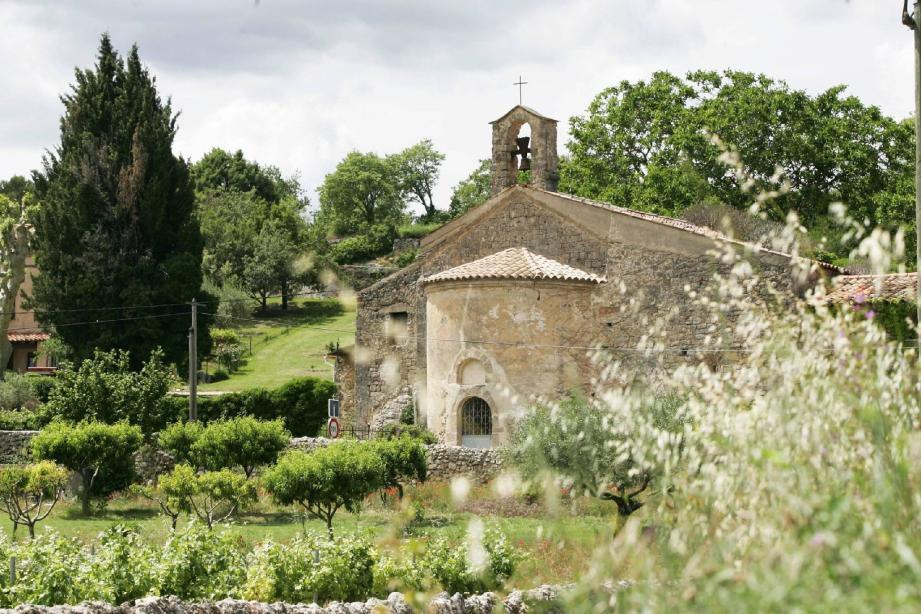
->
{"left": 461, "top": 397, "right": 492, "bottom": 448}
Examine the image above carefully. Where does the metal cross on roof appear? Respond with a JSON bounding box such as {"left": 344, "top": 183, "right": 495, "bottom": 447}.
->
{"left": 513, "top": 75, "right": 528, "bottom": 105}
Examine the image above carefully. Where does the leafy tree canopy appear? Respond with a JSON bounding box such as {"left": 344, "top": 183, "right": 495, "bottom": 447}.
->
{"left": 392, "top": 139, "right": 445, "bottom": 222}
{"left": 30, "top": 34, "right": 210, "bottom": 366}
{"left": 561, "top": 70, "right": 915, "bottom": 263}
{"left": 42, "top": 348, "right": 177, "bottom": 438}
{"left": 31, "top": 420, "right": 143, "bottom": 514}
{"left": 448, "top": 159, "right": 492, "bottom": 219}
{"left": 191, "top": 148, "right": 305, "bottom": 208}
{"left": 317, "top": 151, "right": 406, "bottom": 236}
{"left": 0, "top": 176, "right": 34, "bottom": 203}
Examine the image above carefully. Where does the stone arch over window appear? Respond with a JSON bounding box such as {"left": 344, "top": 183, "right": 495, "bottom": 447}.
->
{"left": 457, "top": 358, "right": 486, "bottom": 385}
{"left": 460, "top": 396, "right": 492, "bottom": 448}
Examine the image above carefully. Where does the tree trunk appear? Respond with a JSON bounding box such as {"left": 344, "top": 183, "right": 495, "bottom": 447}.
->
{"left": 27, "top": 522, "right": 34, "bottom": 539}
{"left": 81, "top": 473, "right": 93, "bottom": 515}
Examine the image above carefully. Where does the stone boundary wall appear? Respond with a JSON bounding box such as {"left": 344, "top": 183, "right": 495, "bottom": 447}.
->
{"left": 1, "top": 585, "right": 568, "bottom": 614}
{"left": 290, "top": 438, "right": 504, "bottom": 483}
{"left": 0, "top": 431, "right": 504, "bottom": 483}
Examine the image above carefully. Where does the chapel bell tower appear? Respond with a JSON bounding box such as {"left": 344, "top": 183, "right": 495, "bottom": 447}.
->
{"left": 490, "top": 105, "right": 559, "bottom": 195}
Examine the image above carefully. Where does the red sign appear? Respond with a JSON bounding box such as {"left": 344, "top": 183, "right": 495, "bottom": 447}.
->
{"left": 327, "top": 417, "right": 341, "bottom": 439}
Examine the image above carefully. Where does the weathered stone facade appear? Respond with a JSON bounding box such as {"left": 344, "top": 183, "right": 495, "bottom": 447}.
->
{"left": 338, "top": 105, "right": 838, "bottom": 449}
{"left": 0, "top": 430, "right": 37, "bottom": 463}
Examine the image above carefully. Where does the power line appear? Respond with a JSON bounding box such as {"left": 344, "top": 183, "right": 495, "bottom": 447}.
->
{"left": 6, "top": 311, "right": 189, "bottom": 331}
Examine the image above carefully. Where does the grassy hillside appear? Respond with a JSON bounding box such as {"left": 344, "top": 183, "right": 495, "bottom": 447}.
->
{"left": 198, "top": 298, "right": 355, "bottom": 392}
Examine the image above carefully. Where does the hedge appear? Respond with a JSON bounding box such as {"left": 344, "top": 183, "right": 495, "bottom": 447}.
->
{"left": 169, "top": 377, "right": 336, "bottom": 437}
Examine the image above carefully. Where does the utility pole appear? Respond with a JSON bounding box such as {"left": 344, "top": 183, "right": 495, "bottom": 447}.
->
{"left": 188, "top": 298, "right": 198, "bottom": 421}
{"left": 905, "top": 0, "right": 921, "bottom": 349}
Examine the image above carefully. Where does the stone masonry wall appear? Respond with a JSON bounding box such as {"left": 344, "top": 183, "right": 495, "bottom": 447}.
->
{"left": 4, "top": 584, "right": 571, "bottom": 613}
{"left": 0, "top": 430, "right": 37, "bottom": 464}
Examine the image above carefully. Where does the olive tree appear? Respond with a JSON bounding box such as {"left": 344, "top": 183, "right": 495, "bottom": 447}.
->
{"left": 263, "top": 442, "right": 385, "bottom": 538}
{"left": 31, "top": 421, "right": 143, "bottom": 515}
{"left": 0, "top": 461, "right": 68, "bottom": 537}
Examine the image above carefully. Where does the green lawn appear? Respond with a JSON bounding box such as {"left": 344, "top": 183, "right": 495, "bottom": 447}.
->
{"left": 197, "top": 298, "right": 356, "bottom": 392}
{"left": 1, "top": 482, "right": 618, "bottom": 588}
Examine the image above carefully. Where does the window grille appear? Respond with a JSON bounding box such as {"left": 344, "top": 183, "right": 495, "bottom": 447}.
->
{"left": 461, "top": 397, "right": 492, "bottom": 436}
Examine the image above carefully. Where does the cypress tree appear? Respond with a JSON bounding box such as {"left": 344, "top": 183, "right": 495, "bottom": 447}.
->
{"left": 31, "top": 34, "right": 209, "bottom": 368}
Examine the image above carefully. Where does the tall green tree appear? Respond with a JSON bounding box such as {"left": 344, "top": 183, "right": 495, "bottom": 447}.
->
{"left": 31, "top": 35, "right": 209, "bottom": 367}
{"left": 448, "top": 159, "right": 492, "bottom": 218}
{"left": 561, "top": 70, "right": 915, "bottom": 263}
{"left": 191, "top": 148, "right": 304, "bottom": 207}
{"left": 392, "top": 139, "right": 445, "bottom": 221}
{"left": 317, "top": 151, "right": 405, "bottom": 236}
{"left": 0, "top": 176, "right": 34, "bottom": 203}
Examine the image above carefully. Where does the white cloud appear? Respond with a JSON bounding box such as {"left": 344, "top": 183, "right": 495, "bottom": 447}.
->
{"left": 0, "top": 0, "right": 914, "bottom": 213}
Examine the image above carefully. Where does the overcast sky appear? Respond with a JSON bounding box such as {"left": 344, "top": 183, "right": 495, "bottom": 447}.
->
{"left": 0, "top": 0, "right": 915, "bottom": 214}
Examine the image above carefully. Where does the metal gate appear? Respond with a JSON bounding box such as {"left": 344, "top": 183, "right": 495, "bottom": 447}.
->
{"left": 461, "top": 397, "right": 492, "bottom": 448}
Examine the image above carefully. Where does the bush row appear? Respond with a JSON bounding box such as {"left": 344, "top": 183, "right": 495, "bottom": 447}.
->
{"left": 0, "top": 524, "right": 519, "bottom": 606}
{"left": 329, "top": 224, "right": 396, "bottom": 264}
{"left": 167, "top": 376, "right": 336, "bottom": 437}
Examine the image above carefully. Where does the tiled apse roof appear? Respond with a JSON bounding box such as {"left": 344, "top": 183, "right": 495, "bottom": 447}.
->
{"left": 423, "top": 247, "right": 605, "bottom": 285}
{"left": 8, "top": 332, "right": 50, "bottom": 343}
{"left": 824, "top": 272, "right": 918, "bottom": 303}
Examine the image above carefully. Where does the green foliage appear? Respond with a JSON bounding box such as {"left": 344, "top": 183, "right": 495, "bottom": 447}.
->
{"left": 0, "top": 373, "right": 41, "bottom": 411}
{"left": 242, "top": 532, "right": 375, "bottom": 603}
{"left": 161, "top": 417, "right": 291, "bottom": 477}
{"left": 0, "top": 175, "right": 33, "bottom": 202}
{"left": 41, "top": 349, "right": 177, "bottom": 438}
{"left": 263, "top": 443, "right": 385, "bottom": 536}
{"left": 448, "top": 159, "right": 492, "bottom": 218}
{"left": 181, "top": 376, "right": 335, "bottom": 437}
{"left": 31, "top": 420, "right": 143, "bottom": 514}
{"left": 210, "top": 328, "right": 245, "bottom": 372}
{"left": 155, "top": 523, "right": 248, "bottom": 599}
{"left": 317, "top": 151, "right": 405, "bottom": 236}
{"left": 329, "top": 224, "right": 397, "bottom": 264}
{"left": 375, "top": 423, "right": 438, "bottom": 444}
{"left": 191, "top": 148, "right": 304, "bottom": 206}
{"left": 0, "top": 461, "right": 68, "bottom": 538}
{"left": 396, "top": 222, "right": 443, "bottom": 239}
{"left": 561, "top": 70, "right": 916, "bottom": 263}
{"left": 88, "top": 526, "right": 158, "bottom": 604}
{"left": 157, "top": 465, "right": 256, "bottom": 529}
{"left": 30, "top": 35, "right": 210, "bottom": 366}
{"left": 507, "top": 396, "right": 685, "bottom": 516}
{"left": 866, "top": 301, "right": 918, "bottom": 343}
{"left": 367, "top": 436, "right": 427, "bottom": 500}
{"left": 0, "top": 409, "right": 40, "bottom": 431}
{"left": 157, "top": 420, "right": 204, "bottom": 465}
{"left": 26, "top": 375, "right": 56, "bottom": 405}
{"left": 392, "top": 139, "right": 446, "bottom": 221}
{"left": 395, "top": 249, "right": 417, "bottom": 268}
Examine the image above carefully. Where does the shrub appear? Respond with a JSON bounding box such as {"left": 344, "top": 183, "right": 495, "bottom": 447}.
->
{"left": 160, "top": 417, "right": 290, "bottom": 477}
{"left": 300, "top": 298, "right": 344, "bottom": 320}
{"left": 0, "top": 409, "right": 40, "bottom": 431}
{"left": 263, "top": 443, "right": 385, "bottom": 537}
{"left": 0, "top": 373, "right": 40, "bottom": 411}
{"left": 31, "top": 421, "right": 143, "bottom": 514}
{"left": 394, "top": 249, "right": 417, "bottom": 267}
{"left": 375, "top": 423, "right": 437, "bottom": 444}
{"left": 41, "top": 349, "right": 177, "bottom": 438}
{"left": 188, "top": 377, "right": 335, "bottom": 437}
{"left": 367, "top": 436, "right": 427, "bottom": 500}
{"left": 0, "top": 461, "right": 68, "bottom": 538}
{"left": 208, "top": 369, "right": 229, "bottom": 383}
{"left": 155, "top": 523, "right": 247, "bottom": 599}
{"left": 329, "top": 224, "right": 397, "bottom": 264}
{"left": 27, "top": 376, "right": 56, "bottom": 404}
{"left": 156, "top": 465, "right": 256, "bottom": 529}
{"left": 158, "top": 420, "right": 204, "bottom": 466}
{"left": 87, "top": 526, "right": 158, "bottom": 604}
{"left": 210, "top": 328, "right": 245, "bottom": 373}
{"left": 2, "top": 532, "right": 91, "bottom": 606}
{"left": 242, "top": 532, "right": 375, "bottom": 604}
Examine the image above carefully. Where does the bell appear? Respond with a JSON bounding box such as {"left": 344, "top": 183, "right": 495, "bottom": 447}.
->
{"left": 518, "top": 156, "right": 531, "bottom": 171}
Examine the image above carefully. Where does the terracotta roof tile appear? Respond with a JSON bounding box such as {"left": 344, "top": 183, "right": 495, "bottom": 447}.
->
{"left": 824, "top": 272, "right": 918, "bottom": 304}
{"left": 8, "top": 332, "right": 49, "bottom": 343}
{"left": 423, "top": 247, "right": 605, "bottom": 285}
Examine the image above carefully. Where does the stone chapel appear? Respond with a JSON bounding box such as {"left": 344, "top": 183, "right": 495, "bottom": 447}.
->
{"left": 333, "top": 105, "right": 842, "bottom": 448}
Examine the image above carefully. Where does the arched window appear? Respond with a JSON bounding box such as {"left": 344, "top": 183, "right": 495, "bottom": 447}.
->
{"left": 461, "top": 397, "right": 492, "bottom": 448}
